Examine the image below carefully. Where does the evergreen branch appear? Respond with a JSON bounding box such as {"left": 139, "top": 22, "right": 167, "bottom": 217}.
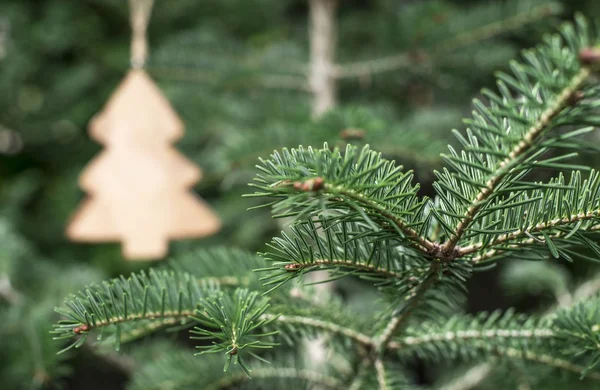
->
{"left": 469, "top": 225, "right": 600, "bottom": 264}
{"left": 441, "top": 67, "right": 591, "bottom": 254}
{"left": 390, "top": 309, "right": 553, "bottom": 359}
{"left": 392, "top": 327, "right": 554, "bottom": 349}
{"left": 365, "top": 359, "right": 413, "bottom": 390}
{"left": 190, "top": 288, "right": 279, "bottom": 377}
{"left": 248, "top": 144, "right": 433, "bottom": 251}
{"left": 552, "top": 299, "right": 600, "bottom": 377}
{"left": 332, "top": 1, "right": 562, "bottom": 79}
{"left": 442, "top": 273, "right": 600, "bottom": 390}
{"left": 494, "top": 348, "right": 600, "bottom": 381}
{"left": 375, "top": 270, "right": 439, "bottom": 353}
{"left": 259, "top": 217, "right": 429, "bottom": 292}
{"left": 455, "top": 170, "right": 600, "bottom": 262}
{"left": 103, "top": 317, "right": 194, "bottom": 345}
{"left": 432, "top": 16, "right": 599, "bottom": 255}
{"left": 390, "top": 304, "right": 600, "bottom": 380}
{"left": 328, "top": 185, "right": 434, "bottom": 252}
{"left": 52, "top": 269, "right": 213, "bottom": 352}
{"left": 349, "top": 357, "right": 373, "bottom": 390}
{"left": 264, "top": 286, "right": 375, "bottom": 350}
{"left": 459, "top": 202, "right": 600, "bottom": 256}
{"left": 374, "top": 358, "right": 389, "bottom": 390}
{"left": 263, "top": 313, "right": 373, "bottom": 347}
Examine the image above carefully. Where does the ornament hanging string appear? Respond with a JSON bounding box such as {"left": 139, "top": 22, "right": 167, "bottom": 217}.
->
{"left": 129, "top": 0, "right": 154, "bottom": 69}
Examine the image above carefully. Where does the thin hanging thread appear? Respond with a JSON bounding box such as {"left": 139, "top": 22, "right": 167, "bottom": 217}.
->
{"left": 129, "top": 0, "right": 154, "bottom": 69}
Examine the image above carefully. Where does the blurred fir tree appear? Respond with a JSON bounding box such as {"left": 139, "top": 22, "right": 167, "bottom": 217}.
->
{"left": 1, "top": 0, "right": 600, "bottom": 389}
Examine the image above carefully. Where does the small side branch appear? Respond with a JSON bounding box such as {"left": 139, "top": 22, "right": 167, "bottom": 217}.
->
{"left": 498, "top": 348, "right": 600, "bottom": 381}
{"left": 263, "top": 313, "right": 374, "bottom": 347}
{"left": 458, "top": 210, "right": 600, "bottom": 257}
{"left": 374, "top": 358, "right": 389, "bottom": 390}
{"left": 388, "top": 328, "right": 555, "bottom": 350}
{"left": 53, "top": 310, "right": 193, "bottom": 339}
{"left": 470, "top": 224, "right": 600, "bottom": 264}
{"left": 328, "top": 185, "right": 437, "bottom": 253}
{"left": 443, "top": 67, "right": 591, "bottom": 255}
{"left": 434, "top": 274, "right": 600, "bottom": 390}
{"left": 375, "top": 271, "right": 438, "bottom": 352}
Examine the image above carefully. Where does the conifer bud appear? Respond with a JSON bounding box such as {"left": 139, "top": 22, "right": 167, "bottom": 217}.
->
{"left": 293, "top": 177, "right": 325, "bottom": 192}
{"left": 340, "top": 128, "right": 365, "bottom": 140}
{"left": 579, "top": 47, "right": 600, "bottom": 65}
{"left": 285, "top": 263, "right": 301, "bottom": 271}
{"left": 568, "top": 90, "right": 585, "bottom": 106}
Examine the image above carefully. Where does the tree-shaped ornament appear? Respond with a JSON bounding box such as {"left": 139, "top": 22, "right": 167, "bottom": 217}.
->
{"left": 66, "top": 0, "right": 220, "bottom": 260}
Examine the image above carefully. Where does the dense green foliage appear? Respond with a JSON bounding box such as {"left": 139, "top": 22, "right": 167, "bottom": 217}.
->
{"left": 3, "top": 0, "right": 600, "bottom": 389}
{"left": 52, "top": 13, "right": 600, "bottom": 390}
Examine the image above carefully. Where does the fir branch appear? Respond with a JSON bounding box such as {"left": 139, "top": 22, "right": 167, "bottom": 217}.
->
{"left": 375, "top": 271, "right": 439, "bottom": 353}
{"left": 389, "top": 309, "right": 553, "bottom": 361}
{"left": 190, "top": 288, "right": 279, "bottom": 377}
{"left": 430, "top": 14, "right": 600, "bottom": 256}
{"left": 459, "top": 203, "right": 600, "bottom": 256}
{"left": 51, "top": 269, "right": 216, "bottom": 352}
{"left": 264, "top": 313, "right": 373, "bottom": 347}
{"left": 443, "top": 273, "right": 600, "bottom": 390}
{"left": 365, "top": 359, "right": 413, "bottom": 390}
{"left": 248, "top": 144, "right": 433, "bottom": 252}
{"left": 327, "top": 185, "right": 435, "bottom": 252}
{"left": 494, "top": 348, "right": 600, "bottom": 381}
{"left": 455, "top": 170, "right": 600, "bottom": 262}
{"left": 552, "top": 299, "right": 600, "bottom": 377}
{"left": 258, "top": 217, "right": 428, "bottom": 291}
{"left": 374, "top": 358, "right": 389, "bottom": 390}
{"left": 469, "top": 225, "right": 600, "bottom": 265}
{"left": 441, "top": 67, "right": 591, "bottom": 255}
{"left": 391, "top": 327, "right": 554, "bottom": 350}
{"left": 391, "top": 299, "right": 600, "bottom": 381}
{"left": 348, "top": 357, "right": 373, "bottom": 390}
{"left": 106, "top": 318, "right": 193, "bottom": 345}
{"left": 332, "top": 1, "right": 562, "bottom": 79}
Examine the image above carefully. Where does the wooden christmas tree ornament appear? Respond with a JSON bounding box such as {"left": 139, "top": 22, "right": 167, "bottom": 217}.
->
{"left": 66, "top": 0, "right": 220, "bottom": 260}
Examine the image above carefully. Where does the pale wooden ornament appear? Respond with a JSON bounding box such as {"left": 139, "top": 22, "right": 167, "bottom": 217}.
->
{"left": 67, "top": 69, "right": 221, "bottom": 259}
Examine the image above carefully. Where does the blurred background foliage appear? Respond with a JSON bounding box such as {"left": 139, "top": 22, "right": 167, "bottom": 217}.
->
{"left": 1, "top": 0, "right": 600, "bottom": 389}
